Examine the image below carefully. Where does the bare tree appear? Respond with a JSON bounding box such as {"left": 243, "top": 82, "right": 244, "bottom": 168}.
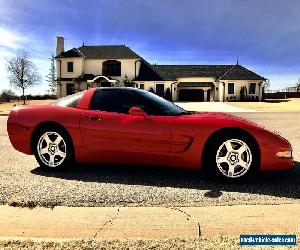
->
{"left": 46, "top": 54, "right": 56, "bottom": 94}
{"left": 6, "top": 50, "right": 41, "bottom": 104}
{"left": 263, "top": 79, "right": 270, "bottom": 90}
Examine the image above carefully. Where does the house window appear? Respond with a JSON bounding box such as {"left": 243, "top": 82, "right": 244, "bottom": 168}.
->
{"left": 67, "top": 62, "right": 73, "bottom": 72}
{"left": 139, "top": 84, "right": 144, "bottom": 90}
{"left": 249, "top": 82, "right": 256, "bottom": 94}
{"left": 102, "top": 60, "right": 121, "bottom": 76}
{"left": 66, "top": 83, "right": 75, "bottom": 95}
{"left": 228, "top": 82, "right": 234, "bottom": 94}
{"left": 155, "top": 83, "right": 165, "bottom": 97}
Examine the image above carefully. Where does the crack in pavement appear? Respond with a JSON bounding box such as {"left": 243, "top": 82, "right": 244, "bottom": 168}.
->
{"left": 166, "top": 207, "right": 201, "bottom": 236}
{"left": 93, "top": 207, "right": 121, "bottom": 238}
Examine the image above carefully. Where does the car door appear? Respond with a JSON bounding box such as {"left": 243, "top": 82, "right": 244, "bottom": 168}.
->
{"left": 80, "top": 89, "right": 171, "bottom": 166}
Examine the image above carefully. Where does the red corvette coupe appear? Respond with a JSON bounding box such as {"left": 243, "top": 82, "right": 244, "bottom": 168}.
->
{"left": 7, "top": 87, "right": 293, "bottom": 180}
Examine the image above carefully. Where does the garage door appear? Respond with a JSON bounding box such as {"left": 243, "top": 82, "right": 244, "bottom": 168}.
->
{"left": 178, "top": 89, "right": 204, "bottom": 101}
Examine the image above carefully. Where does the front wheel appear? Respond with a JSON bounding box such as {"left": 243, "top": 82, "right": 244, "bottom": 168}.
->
{"left": 33, "top": 126, "right": 74, "bottom": 170}
{"left": 206, "top": 134, "right": 259, "bottom": 181}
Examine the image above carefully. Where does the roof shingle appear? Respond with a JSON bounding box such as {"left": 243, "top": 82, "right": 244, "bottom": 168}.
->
{"left": 56, "top": 45, "right": 141, "bottom": 59}
{"left": 149, "top": 64, "right": 266, "bottom": 81}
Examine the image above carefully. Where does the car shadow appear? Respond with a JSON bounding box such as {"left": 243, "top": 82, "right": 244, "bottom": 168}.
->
{"left": 264, "top": 99, "right": 290, "bottom": 103}
{"left": 31, "top": 161, "right": 300, "bottom": 200}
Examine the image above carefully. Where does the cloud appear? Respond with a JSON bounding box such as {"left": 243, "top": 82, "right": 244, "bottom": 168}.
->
{"left": 0, "top": 27, "right": 29, "bottom": 50}
{"left": 0, "top": 27, "right": 50, "bottom": 95}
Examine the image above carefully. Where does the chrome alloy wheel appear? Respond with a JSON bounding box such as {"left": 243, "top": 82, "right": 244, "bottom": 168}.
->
{"left": 215, "top": 139, "right": 252, "bottom": 178}
{"left": 37, "top": 131, "right": 67, "bottom": 167}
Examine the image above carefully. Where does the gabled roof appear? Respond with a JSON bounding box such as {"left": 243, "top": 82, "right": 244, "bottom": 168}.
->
{"left": 132, "top": 60, "right": 164, "bottom": 81}
{"left": 56, "top": 45, "right": 141, "bottom": 59}
{"left": 56, "top": 48, "right": 81, "bottom": 58}
{"left": 219, "top": 65, "right": 266, "bottom": 80}
{"left": 146, "top": 64, "right": 266, "bottom": 81}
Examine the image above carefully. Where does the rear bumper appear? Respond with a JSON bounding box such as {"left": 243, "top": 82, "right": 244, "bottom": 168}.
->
{"left": 7, "top": 110, "right": 32, "bottom": 155}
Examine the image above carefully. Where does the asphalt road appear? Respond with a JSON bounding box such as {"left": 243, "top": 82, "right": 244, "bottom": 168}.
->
{"left": 0, "top": 113, "right": 299, "bottom": 208}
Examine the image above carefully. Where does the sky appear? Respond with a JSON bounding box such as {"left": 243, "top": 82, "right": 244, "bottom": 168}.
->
{"left": 0, "top": 0, "right": 299, "bottom": 94}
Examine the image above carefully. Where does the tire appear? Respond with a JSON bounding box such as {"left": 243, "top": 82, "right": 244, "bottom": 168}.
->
{"left": 205, "top": 132, "right": 259, "bottom": 181}
{"left": 33, "top": 125, "right": 74, "bottom": 170}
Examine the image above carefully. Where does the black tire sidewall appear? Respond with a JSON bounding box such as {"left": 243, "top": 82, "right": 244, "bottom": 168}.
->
{"left": 33, "top": 126, "right": 74, "bottom": 170}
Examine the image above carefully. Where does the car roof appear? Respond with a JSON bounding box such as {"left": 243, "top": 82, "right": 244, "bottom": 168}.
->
{"left": 96, "top": 87, "right": 138, "bottom": 91}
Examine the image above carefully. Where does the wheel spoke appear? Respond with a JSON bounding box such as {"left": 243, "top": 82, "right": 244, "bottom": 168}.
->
{"left": 239, "top": 160, "right": 249, "bottom": 170}
{"left": 228, "top": 165, "right": 235, "bottom": 177}
{"left": 40, "top": 147, "right": 48, "bottom": 155}
{"left": 224, "top": 141, "right": 233, "bottom": 152}
{"left": 54, "top": 136, "right": 62, "bottom": 145}
{"left": 238, "top": 144, "right": 247, "bottom": 155}
{"left": 43, "top": 134, "right": 52, "bottom": 145}
{"left": 49, "top": 154, "right": 55, "bottom": 166}
{"left": 216, "top": 156, "right": 228, "bottom": 164}
{"left": 56, "top": 149, "right": 66, "bottom": 158}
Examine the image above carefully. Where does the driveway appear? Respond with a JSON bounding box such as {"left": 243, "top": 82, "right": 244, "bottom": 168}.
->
{"left": 175, "top": 102, "right": 257, "bottom": 112}
{"left": 0, "top": 114, "right": 299, "bottom": 208}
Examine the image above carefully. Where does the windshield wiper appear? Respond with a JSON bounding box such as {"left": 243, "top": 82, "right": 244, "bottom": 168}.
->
{"left": 175, "top": 111, "right": 195, "bottom": 116}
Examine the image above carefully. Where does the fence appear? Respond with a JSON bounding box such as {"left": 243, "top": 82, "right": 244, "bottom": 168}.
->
{"left": 263, "top": 92, "right": 300, "bottom": 99}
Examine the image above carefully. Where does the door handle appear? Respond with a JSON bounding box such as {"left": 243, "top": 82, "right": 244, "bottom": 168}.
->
{"left": 88, "top": 115, "right": 101, "bottom": 121}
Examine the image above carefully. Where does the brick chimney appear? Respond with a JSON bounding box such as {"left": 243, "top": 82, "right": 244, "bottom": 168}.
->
{"left": 56, "top": 36, "right": 64, "bottom": 56}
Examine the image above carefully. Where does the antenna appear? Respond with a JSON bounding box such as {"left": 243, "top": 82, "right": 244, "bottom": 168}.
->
{"left": 82, "top": 40, "right": 85, "bottom": 47}
{"left": 236, "top": 56, "right": 239, "bottom": 65}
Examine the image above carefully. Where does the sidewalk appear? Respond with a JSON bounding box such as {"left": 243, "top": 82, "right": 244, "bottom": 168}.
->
{"left": 0, "top": 203, "right": 299, "bottom": 239}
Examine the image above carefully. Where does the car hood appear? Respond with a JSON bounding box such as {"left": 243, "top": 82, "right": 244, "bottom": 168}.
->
{"left": 187, "top": 111, "right": 289, "bottom": 143}
{"left": 187, "top": 111, "right": 247, "bottom": 122}
{"left": 184, "top": 111, "right": 274, "bottom": 132}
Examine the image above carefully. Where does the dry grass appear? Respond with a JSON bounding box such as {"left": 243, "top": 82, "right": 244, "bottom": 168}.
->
{"left": 0, "top": 236, "right": 298, "bottom": 250}
{"left": 228, "top": 98, "right": 300, "bottom": 112}
{"left": 0, "top": 99, "right": 52, "bottom": 113}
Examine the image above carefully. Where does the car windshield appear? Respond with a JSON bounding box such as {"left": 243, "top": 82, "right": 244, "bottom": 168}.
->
{"left": 136, "top": 89, "right": 191, "bottom": 116}
{"left": 52, "top": 91, "right": 86, "bottom": 108}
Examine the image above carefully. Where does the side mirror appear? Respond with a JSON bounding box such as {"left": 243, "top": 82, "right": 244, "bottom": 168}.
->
{"left": 129, "top": 107, "right": 150, "bottom": 119}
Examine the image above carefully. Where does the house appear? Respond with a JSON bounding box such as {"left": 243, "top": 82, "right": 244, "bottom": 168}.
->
{"left": 55, "top": 36, "right": 266, "bottom": 101}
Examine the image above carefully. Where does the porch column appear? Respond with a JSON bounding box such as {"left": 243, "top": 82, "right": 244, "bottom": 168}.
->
{"left": 204, "top": 90, "right": 207, "bottom": 101}
{"left": 219, "top": 82, "right": 224, "bottom": 102}
{"left": 258, "top": 82, "right": 263, "bottom": 101}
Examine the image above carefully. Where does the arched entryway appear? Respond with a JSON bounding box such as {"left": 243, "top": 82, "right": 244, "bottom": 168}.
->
{"left": 87, "top": 75, "right": 118, "bottom": 88}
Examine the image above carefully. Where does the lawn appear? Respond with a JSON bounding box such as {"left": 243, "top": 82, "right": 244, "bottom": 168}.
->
{"left": 228, "top": 98, "right": 300, "bottom": 112}
{"left": 0, "top": 99, "right": 53, "bottom": 114}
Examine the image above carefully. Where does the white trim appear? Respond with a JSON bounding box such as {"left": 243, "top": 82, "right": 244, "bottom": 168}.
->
{"left": 227, "top": 82, "right": 235, "bottom": 95}
{"left": 249, "top": 82, "right": 256, "bottom": 95}
{"left": 66, "top": 61, "right": 74, "bottom": 73}
{"left": 75, "top": 48, "right": 86, "bottom": 58}
{"left": 155, "top": 82, "right": 165, "bottom": 91}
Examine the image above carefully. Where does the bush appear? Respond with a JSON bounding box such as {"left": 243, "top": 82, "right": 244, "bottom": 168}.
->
{"left": 0, "top": 89, "right": 16, "bottom": 102}
{"left": 25, "top": 94, "right": 57, "bottom": 100}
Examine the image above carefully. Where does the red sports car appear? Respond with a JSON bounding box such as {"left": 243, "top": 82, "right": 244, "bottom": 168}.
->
{"left": 7, "top": 87, "right": 293, "bottom": 180}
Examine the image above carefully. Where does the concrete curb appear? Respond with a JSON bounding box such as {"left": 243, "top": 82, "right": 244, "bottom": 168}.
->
{"left": 0, "top": 203, "right": 299, "bottom": 239}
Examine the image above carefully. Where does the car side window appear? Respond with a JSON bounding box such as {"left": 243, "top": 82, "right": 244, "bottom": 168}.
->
{"left": 91, "top": 89, "right": 145, "bottom": 114}
{"left": 130, "top": 91, "right": 163, "bottom": 116}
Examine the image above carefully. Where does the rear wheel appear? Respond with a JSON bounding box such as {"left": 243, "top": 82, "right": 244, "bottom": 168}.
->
{"left": 33, "top": 126, "right": 74, "bottom": 170}
{"left": 205, "top": 133, "right": 259, "bottom": 181}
